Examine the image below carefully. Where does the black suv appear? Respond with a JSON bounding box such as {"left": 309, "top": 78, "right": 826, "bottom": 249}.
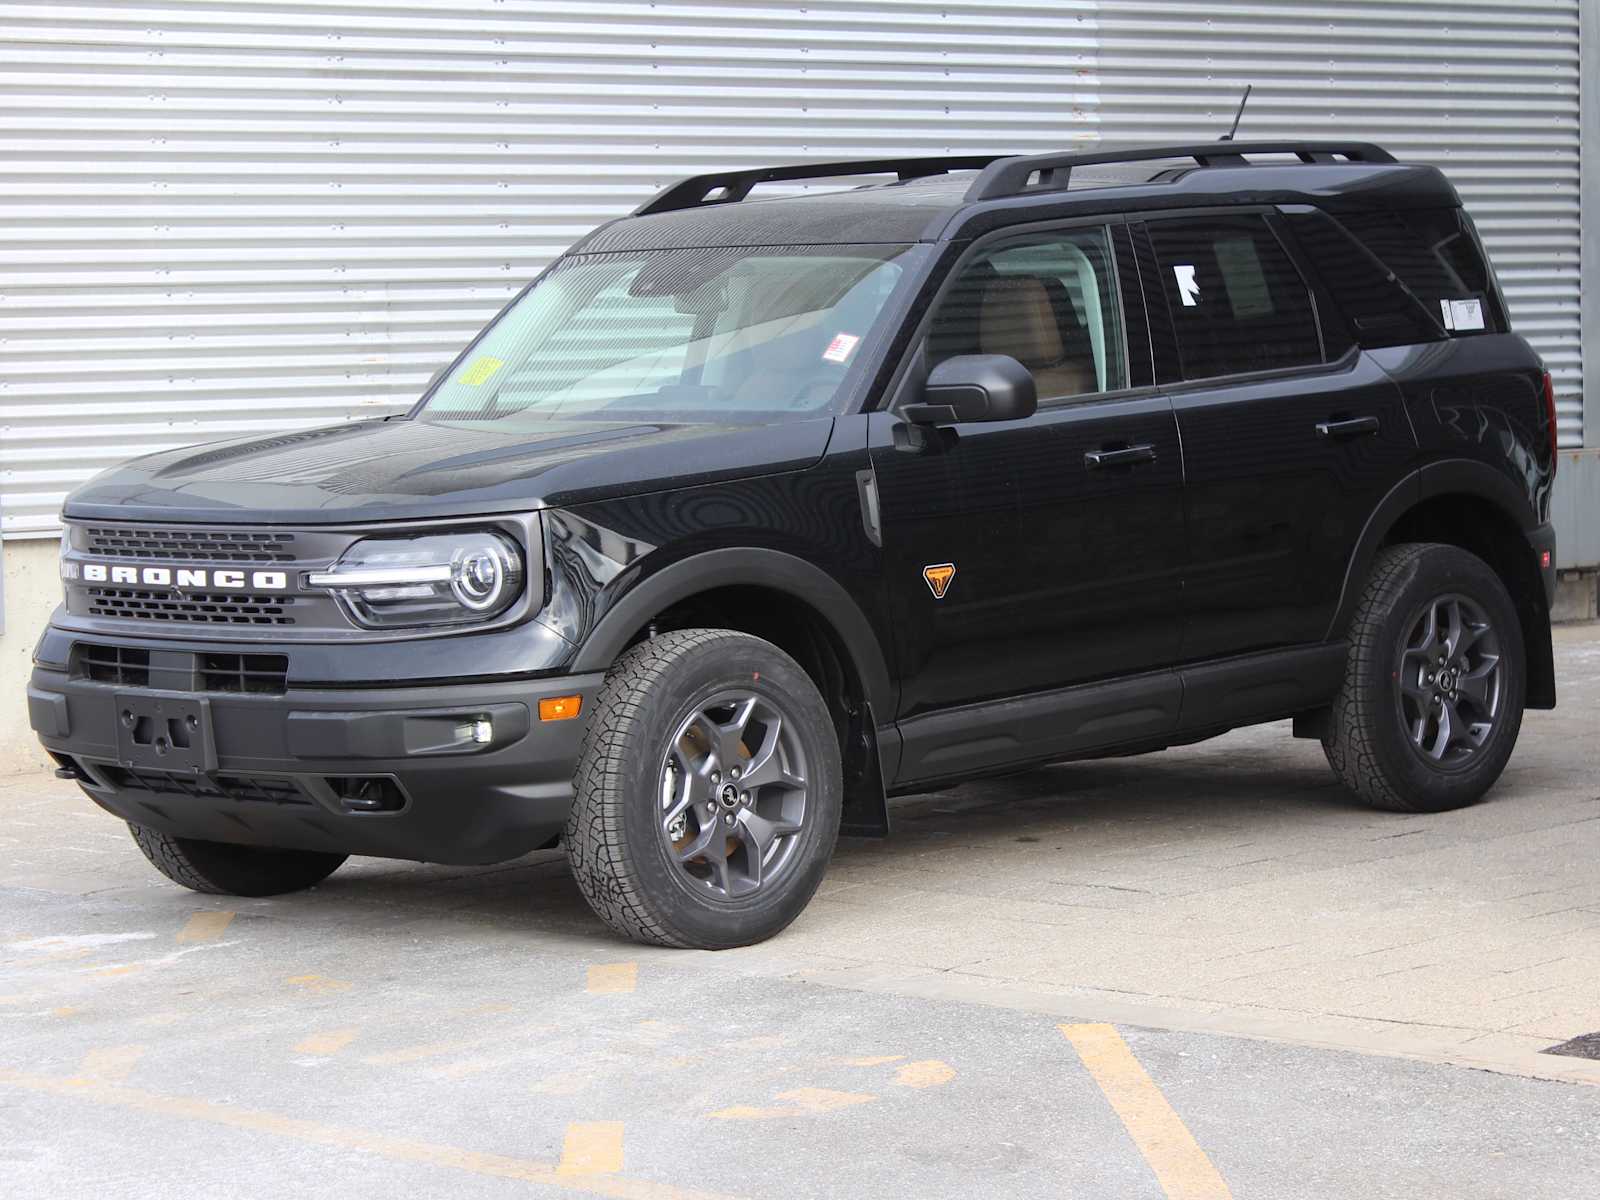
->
{"left": 30, "top": 142, "right": 1559, "bottom": 949}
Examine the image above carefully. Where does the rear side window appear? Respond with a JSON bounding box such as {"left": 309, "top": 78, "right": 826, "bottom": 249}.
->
{"left": 1145, "top": 216, "right": 1323, "bottom": 381}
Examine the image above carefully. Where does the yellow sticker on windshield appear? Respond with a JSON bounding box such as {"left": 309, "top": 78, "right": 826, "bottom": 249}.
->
{"left": 459, "top": 355, "right": 504, "bottom": 386}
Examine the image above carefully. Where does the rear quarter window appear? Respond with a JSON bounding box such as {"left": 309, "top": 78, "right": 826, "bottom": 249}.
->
{"left": 1285, "top": 206, "right": 1507, "bottom": 347}
{"left": 1337, "top": 207, "right": 1506, "bottom": 335}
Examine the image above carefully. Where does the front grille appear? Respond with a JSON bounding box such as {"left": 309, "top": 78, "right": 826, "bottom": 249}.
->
{"left": 85, "top": 588, "right": 297, "bottom": 626}
{"left": 73, "top": 642, "right": 150, "bottom": 686}
{"left": 199, "top": 652, "right": 289, "bottom": 695}
{"left": 98, "top": 765, "right": 311, "bottom": 806}
{"left": 83, "top": 525, "right": 297, "bottom": 563}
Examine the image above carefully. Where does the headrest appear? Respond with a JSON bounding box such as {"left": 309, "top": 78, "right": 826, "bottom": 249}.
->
{"left": 979, "top": 276, "right": 1064, "bottom": 367}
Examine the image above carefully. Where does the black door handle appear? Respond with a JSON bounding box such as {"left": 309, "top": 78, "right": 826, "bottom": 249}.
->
{"left": 1085, "top": 444, "right": 1158, "bottom": 469}
{"left": 1315, "top": 415, "right": 1380, "bottom": 440}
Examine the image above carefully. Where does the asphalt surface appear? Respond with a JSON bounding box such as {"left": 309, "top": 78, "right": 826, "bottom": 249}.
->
{"left": 4, "top": 623, "right": 1599, "bottom": 1198}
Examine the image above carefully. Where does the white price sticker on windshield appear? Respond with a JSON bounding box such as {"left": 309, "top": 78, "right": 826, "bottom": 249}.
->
{"left": 822, "top": 333, "right": 860, "bottom": 364}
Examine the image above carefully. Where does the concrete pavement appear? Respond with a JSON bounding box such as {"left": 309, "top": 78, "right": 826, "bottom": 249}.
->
{"left": 3, "top": 622, "right": 1598, "bottom": 1196}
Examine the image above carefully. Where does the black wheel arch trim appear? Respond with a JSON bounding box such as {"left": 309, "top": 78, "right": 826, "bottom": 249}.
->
{"left": 1326, "top": 468, "right": 1423, "bottom": 643}
{"left": 1326, "top": 457, "right": 1554, "bottom": 709}
{"left": 570, "top": 546, "right": 897, "bottom": 723}
{"left": 1327, "top": 459, "right": 1543, "bottom": 640}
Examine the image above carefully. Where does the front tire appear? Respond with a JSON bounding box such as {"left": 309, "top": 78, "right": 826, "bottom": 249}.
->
{"left": 1323, "top": 543, "right": 1525, "bottom": 812}
{"left": 129, "top": 825, "right": 347, "bottom": 896}
{"left": 565, "top": 629, "right": 843, "bottom": 949}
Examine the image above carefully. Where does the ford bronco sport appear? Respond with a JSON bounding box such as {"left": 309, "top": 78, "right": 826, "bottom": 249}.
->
{"left": 30, "top": 142, "right": 1559, "bottom": 949}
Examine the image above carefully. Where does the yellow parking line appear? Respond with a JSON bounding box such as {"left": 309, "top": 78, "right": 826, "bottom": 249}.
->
{"left": 892, "top": 1060, "right": 955, "bottom": 1089}
{"left": 76, "top": 1045, "right": 146, "bottom": 1084}
{"left": 559, "top": 1122, "right": 625, "bottom": 1175}
{"left": 710, "top": 1087, "right": 876, "bottom": 1121}
{"left": 285, "top": 974, "right": 351, "bottom": 995}
{"left": 1060, "top": 1024, "right": 1233, "bottom": 1200}
{"left": 0, "top": 1068, "right": 740, "bottom": 1200}
{"left": 295, "top": 1029, "right": 359, "bottom": 1056}
{"left": 176, "top": 911, "right": 235, "bottom": 944}
{"left": 586, "top": 963, "right": 638, "bottom": 994}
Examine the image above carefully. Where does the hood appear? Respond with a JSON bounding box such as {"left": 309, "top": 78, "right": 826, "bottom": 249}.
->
{"left": 61, "top": 415, "right": 835, "bottom": 525}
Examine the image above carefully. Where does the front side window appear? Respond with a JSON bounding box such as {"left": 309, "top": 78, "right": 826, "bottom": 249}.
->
{"left": 423, "top": 243, "right": 925, "bottom": 426}
{"left": 1146, "top": 216, "right": 1323, "bottom": 381}
{"left": 927, "top": 226, "right": 1127, "bottom": 402}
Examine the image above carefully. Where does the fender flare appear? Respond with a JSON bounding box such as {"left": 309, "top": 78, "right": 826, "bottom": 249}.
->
{"left": 570, "top": 546, "right": 897, "bottom": 720}
{"left": 1326, "top": 458, "right": 1541, "bottom": 640}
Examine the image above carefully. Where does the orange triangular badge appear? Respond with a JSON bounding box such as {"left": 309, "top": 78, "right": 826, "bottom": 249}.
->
{"left": 922, "top": 563, "right": 956, "bottom": 599}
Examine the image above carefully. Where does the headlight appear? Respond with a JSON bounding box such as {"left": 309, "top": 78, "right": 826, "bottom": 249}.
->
{"left": 307, "top": 530, "right": 525, "bottom": 628}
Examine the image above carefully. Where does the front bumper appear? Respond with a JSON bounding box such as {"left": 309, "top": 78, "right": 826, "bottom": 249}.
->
{"left": 29, "top": 652, "right": 604, "bottom": 866}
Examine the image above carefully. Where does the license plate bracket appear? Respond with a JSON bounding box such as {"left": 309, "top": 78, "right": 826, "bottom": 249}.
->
{"left": 114, "top": 693, "right": 215, "bottom": 774}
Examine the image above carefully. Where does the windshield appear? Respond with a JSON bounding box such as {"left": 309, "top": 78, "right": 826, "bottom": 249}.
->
{"left": 422, "top": 243, "right": 926, "bottom": 426}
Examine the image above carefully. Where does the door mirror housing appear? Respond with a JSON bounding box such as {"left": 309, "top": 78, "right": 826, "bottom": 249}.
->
{"left": 904, "top": 354, "right": 1038, "bottom": 425}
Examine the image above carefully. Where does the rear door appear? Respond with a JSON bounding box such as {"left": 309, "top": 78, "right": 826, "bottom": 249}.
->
{"left": 1135, "top": 211, "right": 1417, "bottom": 660}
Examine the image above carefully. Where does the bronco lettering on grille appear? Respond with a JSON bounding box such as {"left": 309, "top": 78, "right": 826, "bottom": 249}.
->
{"left": 73, "top": 563, "right": 290, "bottom": 591}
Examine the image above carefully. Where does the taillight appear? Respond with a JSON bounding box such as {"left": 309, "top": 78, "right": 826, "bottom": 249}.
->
{"left": 1542, "top": 371, "right": 1558, "bottom": 476}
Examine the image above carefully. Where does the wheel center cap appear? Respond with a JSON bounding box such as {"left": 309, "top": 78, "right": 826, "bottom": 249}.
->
{"left": 718, "top": 784, "right": 741, "bottom": 810}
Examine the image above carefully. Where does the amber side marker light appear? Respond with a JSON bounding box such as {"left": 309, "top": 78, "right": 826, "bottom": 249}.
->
{"left": 539, "top": 695, "right": 582, "bottom": 722}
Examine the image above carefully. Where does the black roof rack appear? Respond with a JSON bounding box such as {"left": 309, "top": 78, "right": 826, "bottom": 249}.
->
{"left": 634, "top": 155, "right": 1007, "bottom": 216}
{"left": 962, "top": 141, "right": 1396, "bottom": 203}
{"left": 632, "top": 141, "right": 1397, "bottom": 217}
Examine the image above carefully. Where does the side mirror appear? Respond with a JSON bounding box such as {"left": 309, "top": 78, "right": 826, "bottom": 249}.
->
{"left": 903, "top": 354, "right": 1037, "bottom": 426}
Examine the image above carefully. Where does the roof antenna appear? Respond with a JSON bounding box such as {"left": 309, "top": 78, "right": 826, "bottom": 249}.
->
{"left": 1220, "top": 84, "right": 1252, "bottom": 142}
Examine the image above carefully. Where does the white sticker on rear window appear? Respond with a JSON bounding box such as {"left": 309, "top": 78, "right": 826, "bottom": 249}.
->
{"left": 1442, "top": 297, "right": 1485, "bottom": 332}
{"left": 1173, "top": 264, "right": 1201, "bottom": 307}
{"left": 823, "top": 333, "right": 860, "bottom": 364}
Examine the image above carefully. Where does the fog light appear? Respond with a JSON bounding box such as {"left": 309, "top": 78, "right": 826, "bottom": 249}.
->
{"left": 454, "top": 717, "right": 494, "bottom": 745}
{"left": 539, "top": 695, "right": 582, "bottom": 722}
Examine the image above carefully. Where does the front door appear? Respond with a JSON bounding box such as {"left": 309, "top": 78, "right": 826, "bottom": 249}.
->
{"left": 1135, "top": 213, "right": 1418, "bottom": 660}
{"left": 870, "top": 223, "right": 1187, "bottom": 730}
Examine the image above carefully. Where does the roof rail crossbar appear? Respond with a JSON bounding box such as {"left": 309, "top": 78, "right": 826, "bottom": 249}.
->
{"left": 634, "top": 155, "right": 1007, "bottom": 216}
{"left": 963, "top": 141, "right": 1395, "bottom": 203}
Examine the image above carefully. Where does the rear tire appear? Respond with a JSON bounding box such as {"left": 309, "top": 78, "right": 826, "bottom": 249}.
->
{"left": 1323, "top": 543, "right": 1525, "bottom": 813}
{"left": 129, "top": 824, "right": 346, "bottom": 897}
{"left": 565, "top": 629, "right": 842, "bottom": 949}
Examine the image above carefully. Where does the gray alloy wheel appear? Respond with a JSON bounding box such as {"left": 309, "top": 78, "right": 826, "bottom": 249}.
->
{"left": 1323, "top": 542, "right": 1525, "bottom": 813}
{"left": 565, "top": 628, "right": 842, "bottom": 949}
{"left": 1395, "top": 593, "right": 1504, "bottom": 771}
{"left": 658, "top": 691, "right": 809, "bottom": 900}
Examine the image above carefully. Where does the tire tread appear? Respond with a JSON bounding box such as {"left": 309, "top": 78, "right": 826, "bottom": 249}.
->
{"left": 1324, "top": 544, "right": 1434, "bottom": 812}
{"left": 130, "top": 824, "right": 233, "bottom": 894}
{"left": 565, "top": 628, "right": 837, "bottom": 949}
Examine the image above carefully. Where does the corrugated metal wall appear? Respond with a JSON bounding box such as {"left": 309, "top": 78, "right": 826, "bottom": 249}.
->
{"left": 1091, "top": 0, "right": 1586, "bottom": 447}
{"left": 0, "top": 0, "right": 1585, "bottom": 538}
